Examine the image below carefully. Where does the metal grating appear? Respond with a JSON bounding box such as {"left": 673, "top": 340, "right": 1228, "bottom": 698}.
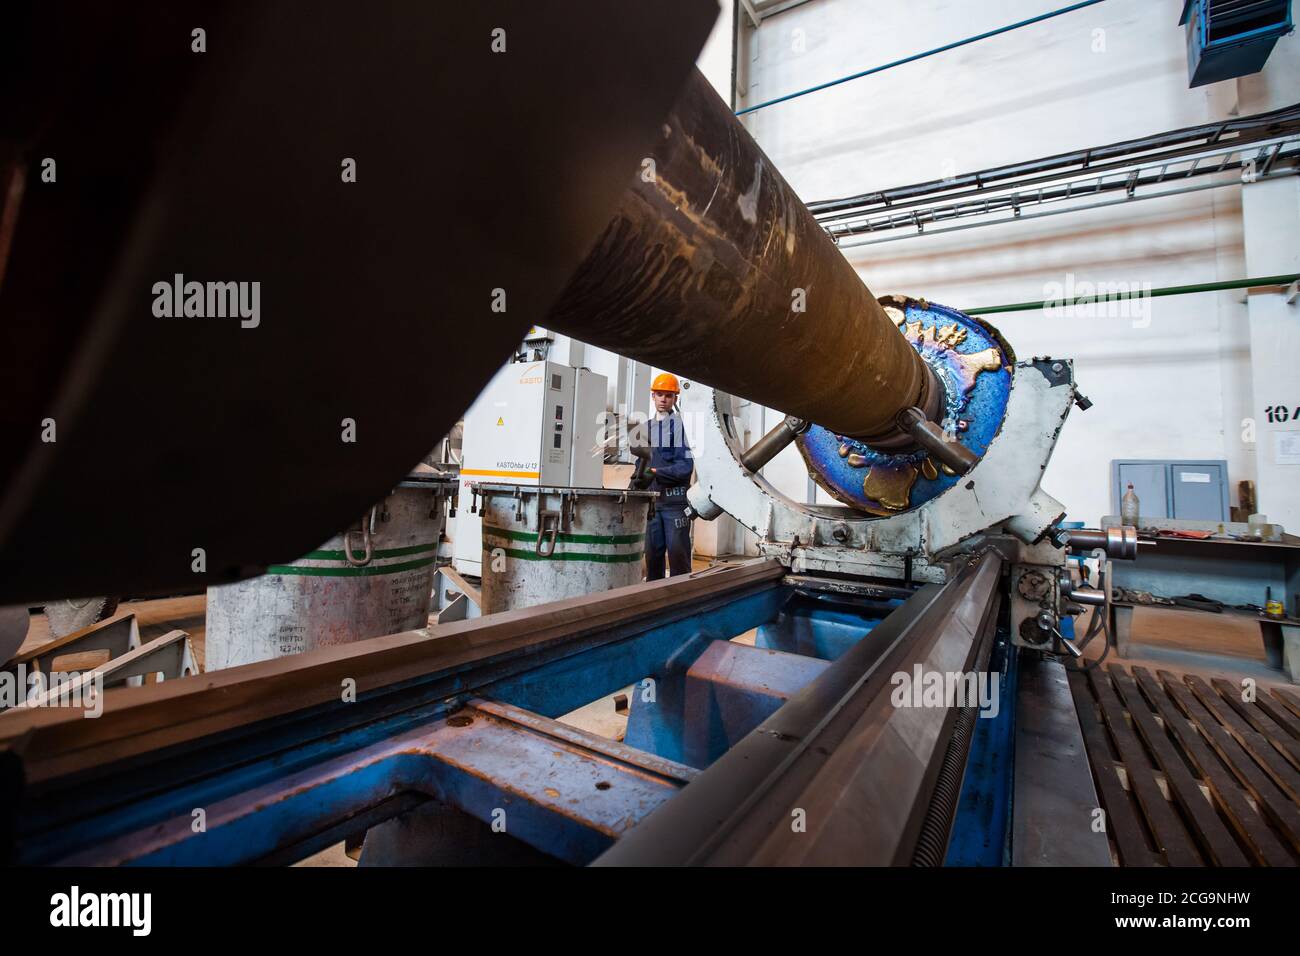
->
{"left": 1071, "top": 664, "right": 1300, "bottom": 866}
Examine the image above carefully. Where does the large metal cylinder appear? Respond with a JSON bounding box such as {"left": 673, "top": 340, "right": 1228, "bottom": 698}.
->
{"left": 477, "top": 484, "right": 655, "bottom": 613}
{"left": 546, "top": 69, "right": 939, "bottom": 443}
{"left": 205, "top": 475, "right": 455, "bottom": 669}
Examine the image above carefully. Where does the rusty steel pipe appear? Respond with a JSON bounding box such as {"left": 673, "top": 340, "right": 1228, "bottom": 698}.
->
{"left": 546, "top": 69, "right": 941, "bottom": 443}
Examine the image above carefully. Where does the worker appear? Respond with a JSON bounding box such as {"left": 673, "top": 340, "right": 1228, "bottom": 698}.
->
{"left": 640, "top": 372, "right": 694, "bottom": 579}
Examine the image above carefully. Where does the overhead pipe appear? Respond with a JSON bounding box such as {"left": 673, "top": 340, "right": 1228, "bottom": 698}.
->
{"left": 964, "top": 273, "right": 1300, "bottom": 317}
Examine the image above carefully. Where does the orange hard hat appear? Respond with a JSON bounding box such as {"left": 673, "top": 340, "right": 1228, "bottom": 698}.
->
{"left": 651, "top": 372, "right": 680, "bottom": 393}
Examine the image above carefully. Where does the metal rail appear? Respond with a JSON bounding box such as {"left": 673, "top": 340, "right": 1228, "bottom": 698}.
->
{"left": 1, "top": 561, "right": 784, "bottom": 782}
{"left": 964, "top": 272, "right": 1300, "bottom": 317}
{"left": 824, "top": 134, "right": 1300, "bottom": 246}
{"left": 0, "top": 556, "right": 1008, "bottom": 867}
{"left": 596, "top": 551, "right": 1003, "bottom": 865}
{"left": 1, "top": 562, "right": 788, "bottom": 863}
{"left": 810, "top": 102, "right": 1300, "bottom": 218}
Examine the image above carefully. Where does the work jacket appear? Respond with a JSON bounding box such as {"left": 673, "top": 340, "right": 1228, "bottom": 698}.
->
{"left": 648, "top": 411, "right": 693, "bottom": 506}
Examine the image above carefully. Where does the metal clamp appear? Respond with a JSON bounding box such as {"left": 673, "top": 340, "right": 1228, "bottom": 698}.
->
{"left": 344, "top": 507, "right": 376, "bottom": 566}
{"left": 536, "top": 511, "right": 560, "bottom": 557}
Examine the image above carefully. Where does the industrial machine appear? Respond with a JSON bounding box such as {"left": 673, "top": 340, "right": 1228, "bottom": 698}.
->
{"left": 454, "top": 358, "right": 607, "bottom": 576}
{"left": 1, "top": 3, "right": 1140, "bottom": 867}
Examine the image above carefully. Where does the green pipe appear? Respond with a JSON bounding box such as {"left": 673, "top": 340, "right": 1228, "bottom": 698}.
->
{"left": 963, "top": 273, "right": 1300, "bottom": 316}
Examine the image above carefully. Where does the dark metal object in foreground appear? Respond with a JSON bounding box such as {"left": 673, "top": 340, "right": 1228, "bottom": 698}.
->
{"left": 1071, "top": 664, "right": 1300, "bottom": 866}
{"left": 0, "top": 1, "right": 717, "bottom": 604}
{"left": 546, "top": 69, "right": 942, "bottom": 445}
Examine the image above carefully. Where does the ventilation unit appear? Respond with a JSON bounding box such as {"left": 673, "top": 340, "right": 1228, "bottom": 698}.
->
{"left": 1180, "top": 0, "right": 1294, "bottom": 87}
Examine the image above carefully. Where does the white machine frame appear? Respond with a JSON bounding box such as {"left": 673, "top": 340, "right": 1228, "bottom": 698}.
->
{"left": 684, "top": 358, "right": 1081, "bottom": 587}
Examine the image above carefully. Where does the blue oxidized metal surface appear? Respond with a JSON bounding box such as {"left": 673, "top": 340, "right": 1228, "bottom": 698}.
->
{"left": 798, "top": 299, "right": 1013, "bottom": 514}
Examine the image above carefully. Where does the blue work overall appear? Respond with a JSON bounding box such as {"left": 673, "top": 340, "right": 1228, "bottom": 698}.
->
{"left": 646, "top": 411, "right": 693, "bottom": 579}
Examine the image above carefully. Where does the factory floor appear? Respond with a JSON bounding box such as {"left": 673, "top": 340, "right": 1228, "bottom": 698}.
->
{"left": 1078, "top": 604, "right": 1292, "bottom": 690}
{"left": 1072, "top": 605, "right": 1300, "bottom": 867}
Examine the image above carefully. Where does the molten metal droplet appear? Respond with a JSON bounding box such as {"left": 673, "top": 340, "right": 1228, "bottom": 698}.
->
{"left": 863, "top": 463, "right": 919, "bottom": 512}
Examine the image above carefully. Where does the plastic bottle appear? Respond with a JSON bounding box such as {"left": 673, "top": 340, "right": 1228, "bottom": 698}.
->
{"left": 1121, "top": 482, "right": 1140, "bottom": 527}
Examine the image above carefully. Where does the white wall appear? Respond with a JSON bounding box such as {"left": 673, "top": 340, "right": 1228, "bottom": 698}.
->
{"left": 696, "top": 0, "right": 735, "bottom": 98}
{"left": 1240, "top": 41, "right": 1300, "bottom": 529}
{"left": 733, "top": 0, "right": 1299, "bottom": 525}
{"left": 1241, "top": 177, "right": 1300, "bottom": 528}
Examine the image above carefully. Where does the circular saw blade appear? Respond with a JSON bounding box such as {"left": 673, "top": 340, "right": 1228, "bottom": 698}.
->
{"left": 44, "top": 596, "right": 120, "bottom": 639}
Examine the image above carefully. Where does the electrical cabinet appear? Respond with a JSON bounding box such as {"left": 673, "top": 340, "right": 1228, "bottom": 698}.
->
{"left": 454, "top": 360, "right": 607, "bottom": 574}
{"left": 1111, "top": 459, "right": 1230, "bottom": 523}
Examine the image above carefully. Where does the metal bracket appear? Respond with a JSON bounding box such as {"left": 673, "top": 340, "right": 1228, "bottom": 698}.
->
{"left": 343, "top": 507, "right": 376, "bottom": 566}
{"left": 1030, "top": 358, "right": 1072, "bottom": 388}
{"left": 536, "top": 511, "right": 560, "bottom": 557}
